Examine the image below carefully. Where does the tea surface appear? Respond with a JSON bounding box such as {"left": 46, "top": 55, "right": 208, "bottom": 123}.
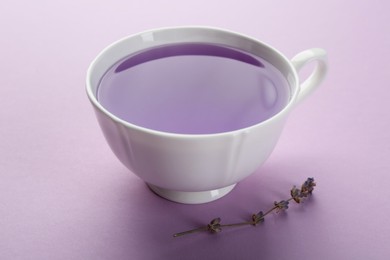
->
{"left": 97, "top": 43, "right": 290, "bottom": 134}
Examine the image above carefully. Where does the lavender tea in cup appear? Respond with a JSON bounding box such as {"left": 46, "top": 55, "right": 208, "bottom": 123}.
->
{"left": 87, "top": 27, "right": 328, "bottom": 204}
{"left": 97, "top": 42, "right": 290, "bottom": 134}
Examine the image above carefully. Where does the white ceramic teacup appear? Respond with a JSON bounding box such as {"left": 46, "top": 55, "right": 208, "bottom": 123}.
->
{"left": 86, "top": 27, "right": 327, "bottom": 204}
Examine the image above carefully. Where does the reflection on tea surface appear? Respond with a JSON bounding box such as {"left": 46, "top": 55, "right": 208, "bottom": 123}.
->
{"left": 98, "top": 43, "right": 290, "bottom": 134}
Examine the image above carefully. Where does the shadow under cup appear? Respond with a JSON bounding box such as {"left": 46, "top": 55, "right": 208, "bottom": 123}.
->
{"left": 86, "top": 27, "right": 302, "bottom": 204}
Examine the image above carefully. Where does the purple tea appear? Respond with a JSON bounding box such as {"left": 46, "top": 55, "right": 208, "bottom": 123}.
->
{"left": 97, "top": 43, "right": 290, "bottom": 134}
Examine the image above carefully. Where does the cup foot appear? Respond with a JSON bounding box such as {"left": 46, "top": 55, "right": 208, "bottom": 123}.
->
{"left": 147, "top": 183, "right": 237, "bottom": 204}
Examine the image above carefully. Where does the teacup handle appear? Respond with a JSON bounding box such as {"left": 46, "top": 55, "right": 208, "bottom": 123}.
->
{"left": 291, "top": 48, "right": 328, "bottom": 104}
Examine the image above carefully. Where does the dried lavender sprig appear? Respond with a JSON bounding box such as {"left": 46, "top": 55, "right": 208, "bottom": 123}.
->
{"left": 173, "top": 177, "right": 316, "bottom": 237}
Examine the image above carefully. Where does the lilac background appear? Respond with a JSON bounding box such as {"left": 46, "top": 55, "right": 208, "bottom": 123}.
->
{"left": 1, "top": 0, "right": 389, "bottom": 259}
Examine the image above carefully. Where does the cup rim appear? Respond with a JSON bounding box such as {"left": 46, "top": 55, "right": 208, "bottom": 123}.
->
{"left": 86, "top": 26, "right": 300, "bottom": 138}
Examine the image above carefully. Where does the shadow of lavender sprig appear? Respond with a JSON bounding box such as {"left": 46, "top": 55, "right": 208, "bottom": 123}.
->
{"left": 173, "top": 177, "right": 316, "bottom": 237}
